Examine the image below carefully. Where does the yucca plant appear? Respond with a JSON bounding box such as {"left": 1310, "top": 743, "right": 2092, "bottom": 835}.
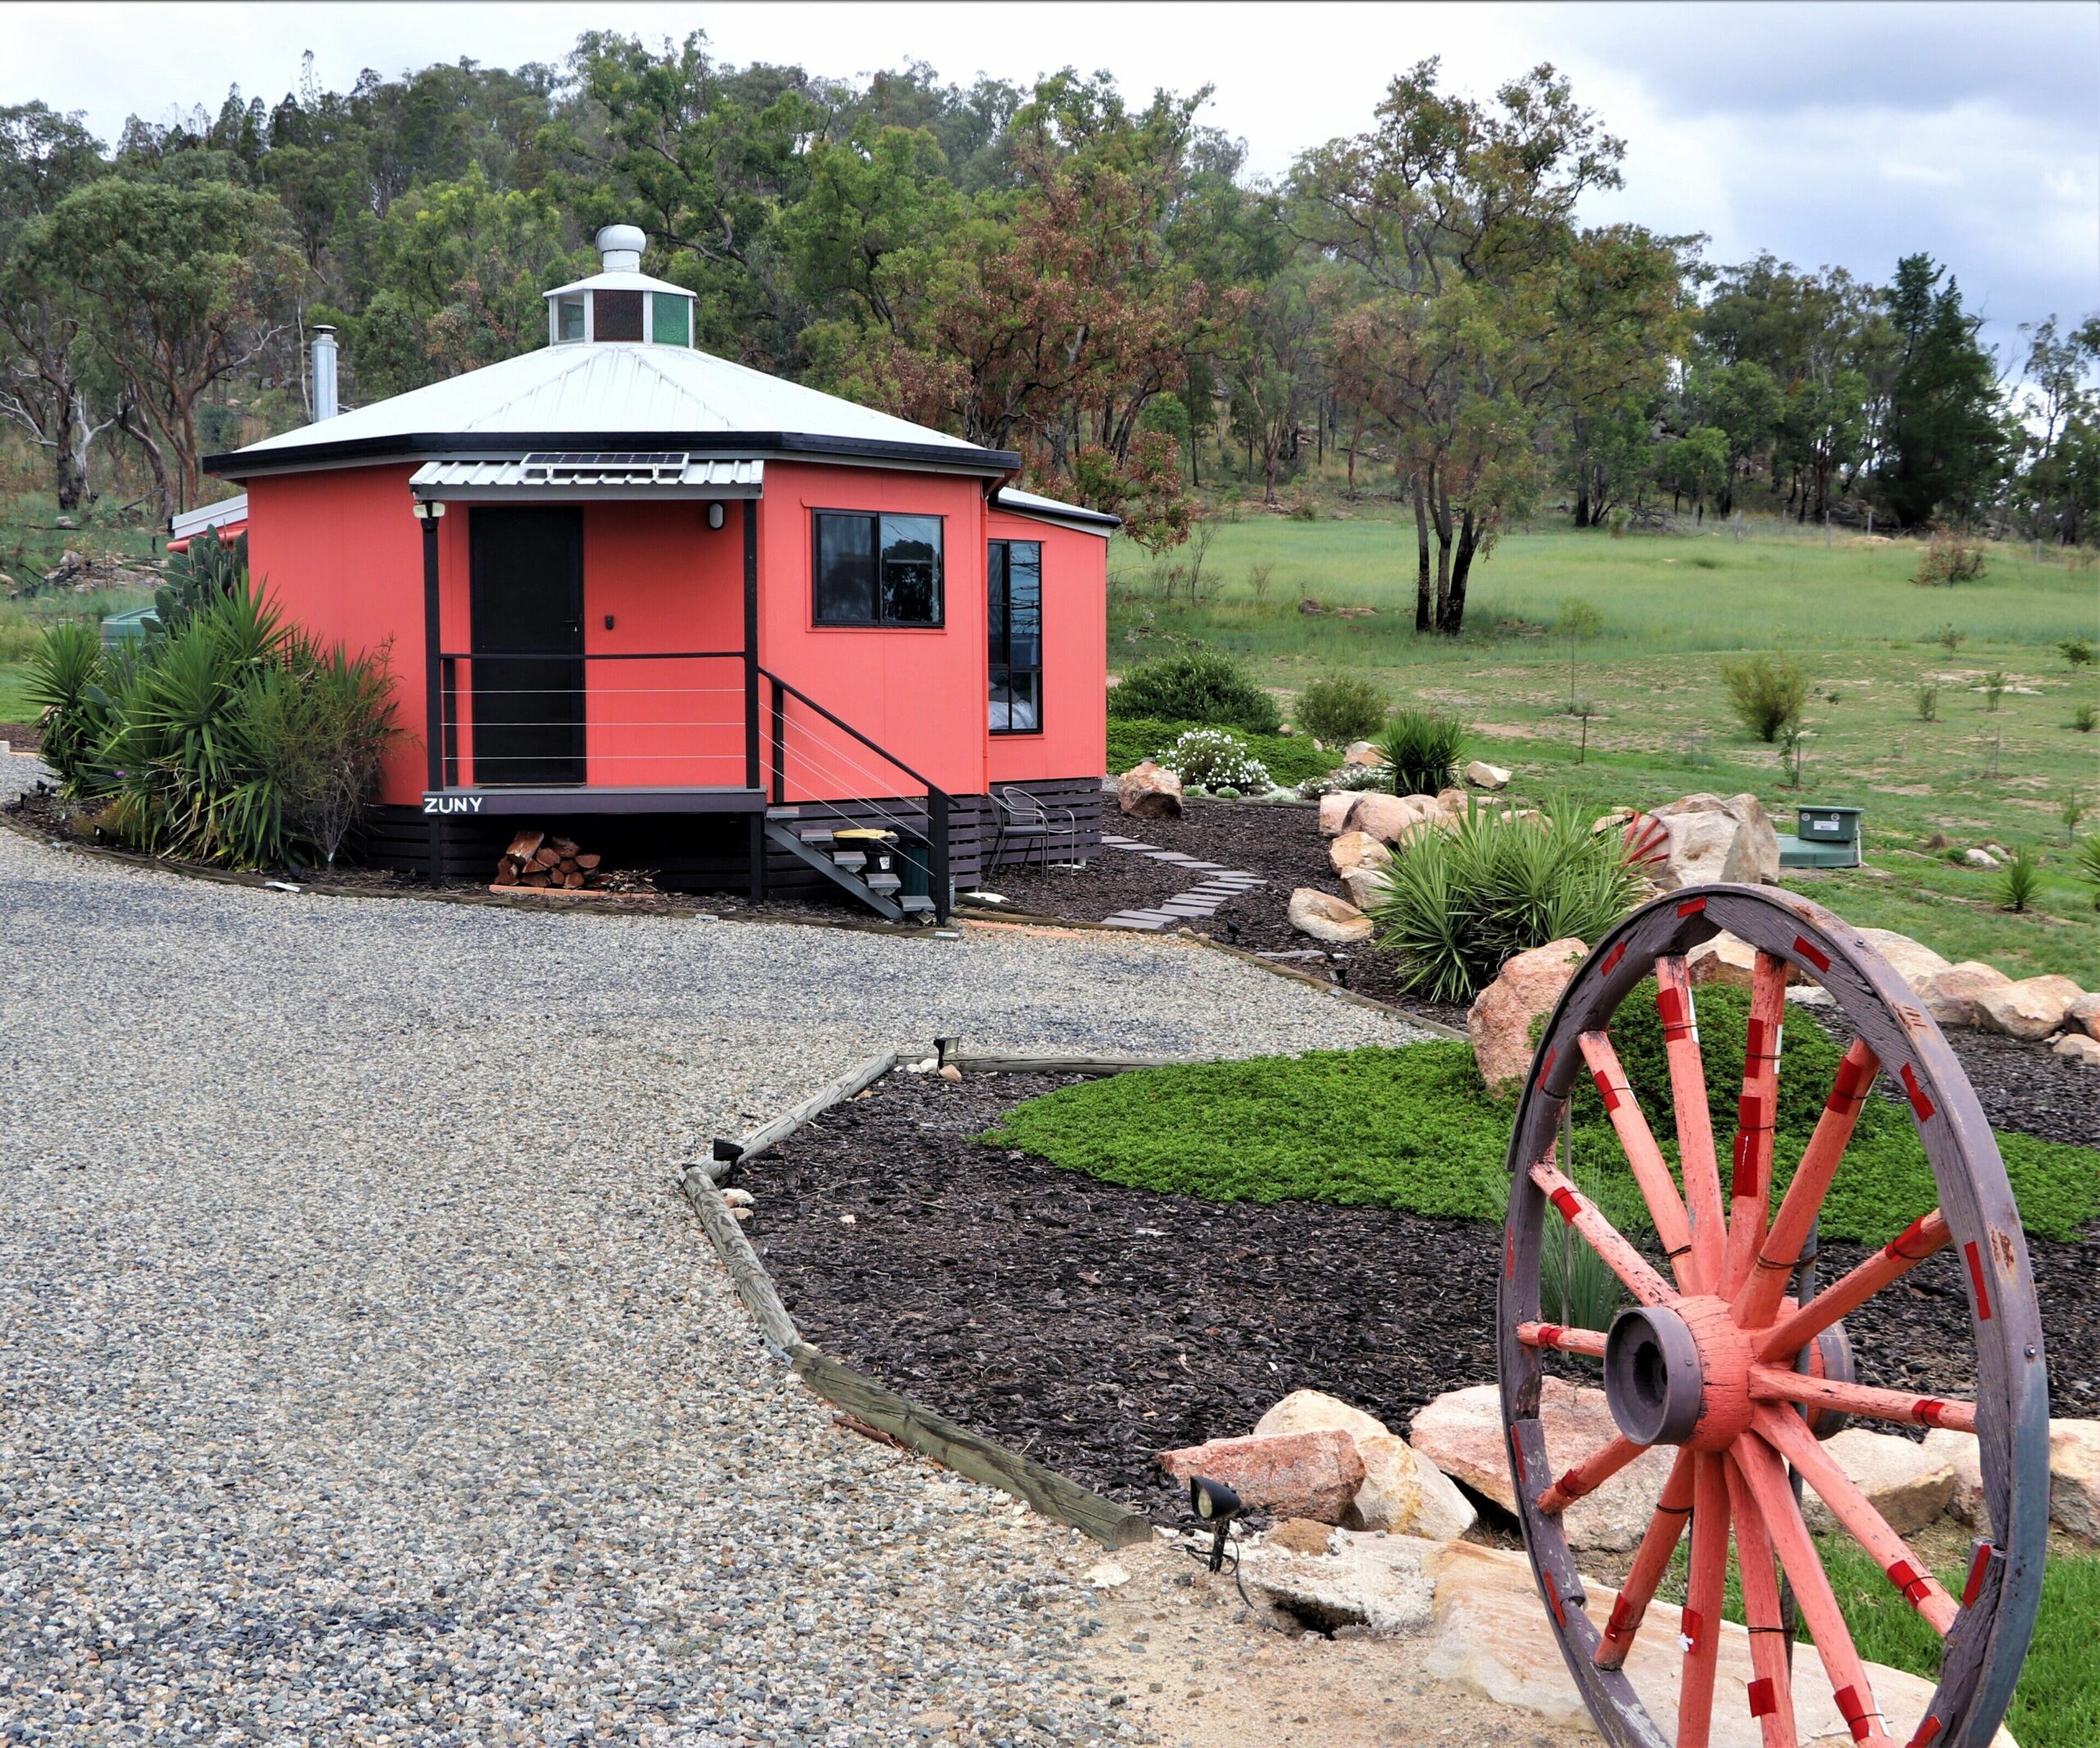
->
{"left": 1366, "top": 799, "right": 1641, "bottom": 1002}
{"left": 1995, "top": 846, "right": 2041, "bottom": 914}
{"left": 22, "top": 621, "right": 110, "bottom": 789}
{"left": 1374, "top": 707, "right": 1467, "bottom": 796}
{"left": 2078, "top": 833, "right": 2100, "bottom": 911}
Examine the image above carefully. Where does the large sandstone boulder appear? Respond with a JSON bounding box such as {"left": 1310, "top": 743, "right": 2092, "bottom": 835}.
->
{"left": 1317, "top": 790, "right": 1361, "bottom": 835}
{"left": 1328, "top": 829, "right": 1393, "bottom": 877}
{"left": 2068, "top": 991, "right": 2100, "bottom": 1039}
{"left": 1344, "top": 739, "right": 1386, "bottom": 768}
{"left": 1340, "top": 865, "right": 1391, "bottom": 911}
{"left": 1156, "top": 1428, "right": 1366, "bottom": 1524}
{"left": 1972, "top": 974, "right": 2085, "bottom": 1042}
{"left": 1289, "top": 887, "right": 1373, "bottom": 944}
{"left": 1856, "top": 927, "right": 1953, "bottom": 999}
{"left": 1420, "top": 1537, "right": 2016, "bottom": 1746}
{"left": 1649, "top": 797, "right": 1759, "bottom": 890}
{"left": 1467, "top": 938, "right": 1587, "bottom": 1096}
{"left": 1410, "top": 1376, "right": 1671, "bottom": 1551}
{"left": 1117, "top": 760, "right": 1183, "bottom": 819}
{"left": 1923, "top": 961, "right": 2014, "bottom": 1027}
{"left": 1347, "top": 791, "right": 1442, "bottom": 846}
{"left": 2056, "top": 1034, "right": 2100, "bottom": 1066}
{"left": 1801, "top": 1429, "right": 1954, "bottom": 1536}
{"left": 1925, "top": 1418, "right": 2100, "bottom": 1544}
{"left": 1464, "top": 760, "right": 1510, "bottom": 791}
{"left": 2050, "top": 1419, "right": 2100, "bottom": 1543}
{"left": 1253, "top": 1390, "right": 1475, "bottom": 1540}
{"left": 1436, "top": 786, "right": 1470, "bottom": 819}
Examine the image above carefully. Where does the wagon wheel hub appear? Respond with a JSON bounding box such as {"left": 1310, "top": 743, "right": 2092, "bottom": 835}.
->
{"left": 1604, "top": 1295, "right": 1755, "bottom": 1452}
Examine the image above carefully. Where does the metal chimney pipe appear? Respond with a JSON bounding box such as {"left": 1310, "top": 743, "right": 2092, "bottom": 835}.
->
{"left": 310, "top": 325, "right": 339, "bottom": 422}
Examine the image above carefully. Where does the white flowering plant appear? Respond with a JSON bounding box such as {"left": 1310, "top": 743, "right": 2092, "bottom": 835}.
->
{"left": 1153, "top": 727, "right": 1272, "bottom": 795}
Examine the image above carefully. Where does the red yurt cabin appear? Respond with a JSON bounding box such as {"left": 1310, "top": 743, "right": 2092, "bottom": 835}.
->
{"left": 203, "top": 226, "right": 1116, "bottom": 919}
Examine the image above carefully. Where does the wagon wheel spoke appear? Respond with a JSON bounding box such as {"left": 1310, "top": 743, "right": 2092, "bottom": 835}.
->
{"left": 1735, "top": 1038, "right": 1879, "bottom": 1330}
{"left": 1677, "top": 1454, "right": 1732, "bottom": 1748}
{"left": 1578, "top": 1030, "right": 1700, "bottom": 1291}
{"left": 1721, "top": 952, "right": 1790, "bottom": 1296}
{"left": 1749, "top": 1364, "right": 1977, "bottom": 1435}
{"left": 1595, "top": 1448, "right": 1697, "bottom": 1669}
{"left": 1734, "top": 1430, "right": 1896, "bottom": 1745}
{"left": 1529, "top": 1159, "right": 1675, "bottom": 1307}
{"left": 1754, "top": 1210, "right": 1951, "bottom": 1363}
{"left": 1517, "top": 1321, "right": 1609, "bottom": 1359}
{"left": 1538, "top": 1433, "right": 1649, "bottom": 1516}
{"left": 1754, "top": 1406, "right": 1960, "bottom": 1634}
{"left": 1722, "top": 1454, "right": 1799, "bottom": 1748}
{"left": 1655, "top": 956, "right": 1727, "bottom": 1291}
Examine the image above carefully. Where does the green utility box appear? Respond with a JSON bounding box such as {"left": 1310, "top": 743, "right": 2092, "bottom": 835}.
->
{"left": 101, "top": 604, "right": 159, "bottom": 646}
{"left": 1778, "top": 805, "right": 1864, "bottom": 869}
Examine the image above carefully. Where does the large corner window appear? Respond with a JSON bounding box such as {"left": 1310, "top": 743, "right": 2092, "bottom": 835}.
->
{"left": 813, "top": 511, "right": 943, "bottom": 627}
{"left": 988, "top": 539, "right": 1042, "bottom": 733}
{"left": 555, "top": 294, "right": 586, "bottom": 342}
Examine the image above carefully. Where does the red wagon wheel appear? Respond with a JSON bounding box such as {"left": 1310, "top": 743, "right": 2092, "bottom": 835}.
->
{"left": 1498, "top": 883, "right": 2049, "bottom": 1748}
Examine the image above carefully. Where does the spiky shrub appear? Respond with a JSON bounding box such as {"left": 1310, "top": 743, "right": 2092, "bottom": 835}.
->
{"left": 1373, "top": 708, "right": 1467, "bottom": 796}
{"left": 23, "top": 621, "right": 112, "bottom": 789}
{"left": 2078, "top": 834, "right": 2100, "bottom": 911}
{"left": 1297, "top": 675, "right": 1389, "bottom": 746}
{"left": 246, "top": 638, "right": 403, "bottom": 865}
{"left": 154, "top": 529, "right": 248, "bottom": 638}
{"left": 1153, "top": 727, "right": 1271, "bottom": 795}
{"left": 1913, "top": 682, "right": 1939, "bottom": 723}
{"left": 1107, "top": 650, "right": 1281, "bottom": 734}
{"left": 1995, "top": 846, "right": 2041, "bottom": 914}
{"left": 1719, "top": 653, "right": 1809, "bottom": 742}
{"left": 1366, "top": 801, "right": 1641, "bottom": 1002}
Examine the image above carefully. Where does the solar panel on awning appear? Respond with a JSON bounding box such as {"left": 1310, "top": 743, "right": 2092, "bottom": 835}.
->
{"left": 409, "top": 456, "right": 763, "bottom": 501}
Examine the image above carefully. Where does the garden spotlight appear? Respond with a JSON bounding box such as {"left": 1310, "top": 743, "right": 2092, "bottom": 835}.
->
{"left": 1189, "top": 1475, "right": 1242, "bottom": 1572}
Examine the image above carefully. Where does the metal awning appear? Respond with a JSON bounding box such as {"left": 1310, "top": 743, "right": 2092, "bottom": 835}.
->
{"left": 409, "top": 456, "right": 763, "bottom": 502}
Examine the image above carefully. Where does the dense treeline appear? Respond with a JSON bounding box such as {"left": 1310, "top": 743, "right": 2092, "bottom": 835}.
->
{"left": 2, "top": 35, "right": 2094, "bottom": 632}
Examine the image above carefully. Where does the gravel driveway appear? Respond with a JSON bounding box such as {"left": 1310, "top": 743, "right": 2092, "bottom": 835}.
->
{"left": 0, "top": 788, "right": 1412, "bottom": 1747}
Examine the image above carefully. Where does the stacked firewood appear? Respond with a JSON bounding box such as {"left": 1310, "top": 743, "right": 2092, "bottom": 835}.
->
{"left": 492, "top": 829, "right": 602, "bottom": 892}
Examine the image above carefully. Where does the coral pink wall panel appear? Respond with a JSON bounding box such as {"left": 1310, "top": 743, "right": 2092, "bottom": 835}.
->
{"left": 246, "top": 464, "right": 430, "bottom": 806}
{"left": 984, "top": 509, "right": 1109, "bottom": 787}
{"left": 580, "top": 502, "right": 745, "bottom": 789}
{"left": 757, "top": 463, "right": 988, "bottom": 801}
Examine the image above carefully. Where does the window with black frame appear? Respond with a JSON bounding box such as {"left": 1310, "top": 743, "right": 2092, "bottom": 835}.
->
{"left": 812, "top": 511, "right": 944, "bottom": 627}
{"left": 988, "top": 539, "right": 1043, "bottom": 733}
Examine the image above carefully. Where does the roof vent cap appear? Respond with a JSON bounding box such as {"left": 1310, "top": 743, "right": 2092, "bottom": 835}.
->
{"left": 596, "top": 224, "right": 646, "bottom": 274}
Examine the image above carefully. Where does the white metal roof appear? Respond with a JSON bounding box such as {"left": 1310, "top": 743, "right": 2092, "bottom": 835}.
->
{"left": 225, "top": 341, "right": 988, "bottom": 467}
{"left": 992, "top": 485, "right": 1120, "bottom": 535}
{"left": 542, "top": 267, "right": 696, "bottom": 300}
{"left": 409, "top": 456, "right": 763, "bottom": 501}
{"left": 171, "top": 494, "right": 250, "bottom": 538}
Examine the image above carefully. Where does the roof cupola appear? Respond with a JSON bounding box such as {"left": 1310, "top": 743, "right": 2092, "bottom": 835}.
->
{"left": 544, "top": 223, "right": 696, "bottom": 349}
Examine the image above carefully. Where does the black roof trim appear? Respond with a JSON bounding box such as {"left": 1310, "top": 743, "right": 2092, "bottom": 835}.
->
{"left": 205, "top": 429, "right": 1024, "bottom": 481}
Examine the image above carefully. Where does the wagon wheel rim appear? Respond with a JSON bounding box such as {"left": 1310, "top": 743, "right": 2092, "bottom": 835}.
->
{"left": 1495, "top": 883, "right": 2050, "bottom": 1748}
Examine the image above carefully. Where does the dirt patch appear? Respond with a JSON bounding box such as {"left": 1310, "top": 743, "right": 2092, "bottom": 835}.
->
{"left": 0, "top": 721, "right": 41, "bottom": 752}
{"left": 737, "top": 1068, "right": 2100, "bottom": 1523}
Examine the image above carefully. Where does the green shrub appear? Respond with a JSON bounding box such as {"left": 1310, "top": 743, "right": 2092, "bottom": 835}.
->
{"left": 1913, "top": 681, "right": 1939, "bottom": 723}
{"left": 1373, "top": 707, "right": 1467, "bottom": 796}
{"left": 1295, "top": 675, "right": 1389, "bottom": 746}
{"left": 23, "top": 621, "right": 112, "bottom": 788}
{"left": 1914, "top": 528, "right": 1988, "bottom": 586}
{"left": 2072, "top": 703, "right": 2097, "bottom": 733}
{"left": 1719, "top": 653, "right": 1809, "bottom": 742}
{"left": 1365, "top": 801, "right": 1640, "bottom": 1002}
{"left": 154, "top": 529, "right": 245, "bottom": 639}
{"left": 2077, "top": 834, "right": 2100, "bottom": 911}
{"left": 2058, "top": 636, "right": 2095, "bottom": 669}
{"left": 1981, "top": 669, "right": 2009, "bottom": 711}
{"left": 1152, "top": 726, "right": 1271, "bottom": 793}
{"left": 1107, "top": 650, "right": 1281, "bottom": 733}
{"left": 247, "top": 640, "right": 403, "bottom": 865}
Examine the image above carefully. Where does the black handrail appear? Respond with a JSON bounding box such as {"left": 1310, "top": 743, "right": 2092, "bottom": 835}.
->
{"left": 760, "top": 664, "right": 951, "bottom": 922}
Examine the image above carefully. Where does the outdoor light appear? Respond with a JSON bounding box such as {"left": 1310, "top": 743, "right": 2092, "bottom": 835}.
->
{"left": 410, "top": 500, "right": 446, "bottom": 521}
{"left": 1189, "top": 1475, "right": 1243, "bottom": 1572}
{"left": 706, "top": 501, "right": 726, "bottom": 531}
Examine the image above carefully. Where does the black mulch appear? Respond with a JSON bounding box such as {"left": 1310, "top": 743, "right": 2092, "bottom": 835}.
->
{"left": 0, "top": 721, "right": 40, "bottom": 751}
{"left": 737, "top": 1069, "right": 2100, "bottom": 1521}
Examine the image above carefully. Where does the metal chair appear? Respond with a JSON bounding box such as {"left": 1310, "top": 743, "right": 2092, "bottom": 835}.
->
{"left": 992, "top": 786, "right": 1079, "bottom": 871}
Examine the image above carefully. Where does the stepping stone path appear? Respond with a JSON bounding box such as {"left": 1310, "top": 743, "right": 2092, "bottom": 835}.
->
{"left": 1098, "top": 833, "right": 1266, "bottom": 930}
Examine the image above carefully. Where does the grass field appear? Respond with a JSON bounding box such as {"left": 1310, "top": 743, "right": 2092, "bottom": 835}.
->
{"left": 1114, "top": 508, "right": 2100, "bottom": 984}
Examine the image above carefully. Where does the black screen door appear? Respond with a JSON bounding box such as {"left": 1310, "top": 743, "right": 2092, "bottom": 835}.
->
{"left": 469, "top": 507, "right": 585, "bottom": 786}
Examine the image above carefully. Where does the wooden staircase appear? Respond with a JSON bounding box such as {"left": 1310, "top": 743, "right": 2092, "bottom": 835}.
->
{"left": 765, "top": 815, "right": 937, "bottom": 922}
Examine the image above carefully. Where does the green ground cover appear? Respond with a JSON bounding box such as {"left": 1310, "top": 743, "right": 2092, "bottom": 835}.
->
{"left": 1113, "top": 509, "right": 2100, "bottom": 984}
{"left": 984, "top": 995, "right": 2100, "bottom": 1247}
{"left": 1104, "top": 715, "right": 1336, "bottom": 787}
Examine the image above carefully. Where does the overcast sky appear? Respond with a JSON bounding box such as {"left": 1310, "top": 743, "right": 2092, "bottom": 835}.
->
{"left": 5, "top": 2, "right": 2095, "bottom": 363}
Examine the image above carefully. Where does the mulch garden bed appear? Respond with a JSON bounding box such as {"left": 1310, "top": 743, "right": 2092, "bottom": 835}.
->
{"left": 737, "top": 1067, "right": 2100, "bottom": 1522}
{"left": 0, "top": 720, "right": 41, "bottom": 751}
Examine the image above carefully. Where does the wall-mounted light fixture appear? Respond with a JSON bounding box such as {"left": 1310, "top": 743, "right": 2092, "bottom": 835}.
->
{"left": 706, "top": 501, "right": 726, "bottom": 531}
{"left": 411, "top": 500, "right": 448, "bottom": 522}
